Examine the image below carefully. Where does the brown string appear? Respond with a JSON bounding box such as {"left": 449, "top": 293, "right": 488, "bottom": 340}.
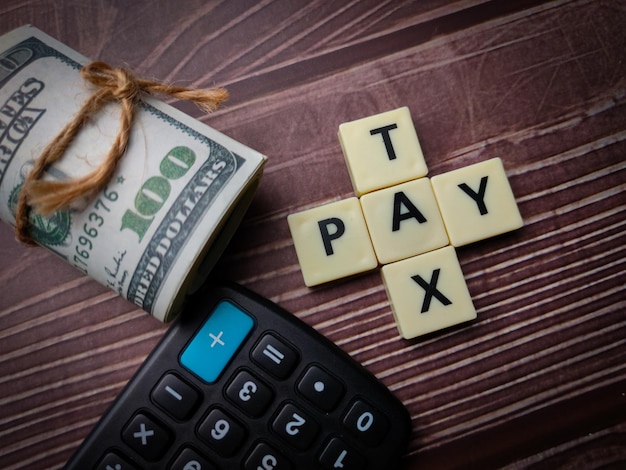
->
{"left": 15, "top": 61, "right": 228, "bottom": 245}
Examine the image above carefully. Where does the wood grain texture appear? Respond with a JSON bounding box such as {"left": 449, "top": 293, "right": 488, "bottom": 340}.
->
{"left": 0, "top": 0, "right": 625, "bottom": 468}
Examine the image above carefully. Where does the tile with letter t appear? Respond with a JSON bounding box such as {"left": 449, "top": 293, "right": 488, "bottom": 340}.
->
{"left": 431, "top": 157, "right": 523, "bottom": 247}
{"left": 338, "top": 107, "right": 428, "bottom": 196}
{"left": 381, "top": 246, "right": 476, "bottom": 339}
{"left": 360, "top": 177, "right": 449, "bottom": 264}
{"left": 287, "top": 197, "right": 377, "bottom": 287}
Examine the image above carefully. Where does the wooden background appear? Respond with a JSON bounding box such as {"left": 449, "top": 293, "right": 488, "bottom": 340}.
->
{"left": 1, "top": 0, "right": 625, "bottom": 468}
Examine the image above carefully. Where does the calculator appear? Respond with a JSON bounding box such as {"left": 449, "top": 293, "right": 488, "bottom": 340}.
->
{"left": 66, "top": 282, "right": 412, "bottom": 469}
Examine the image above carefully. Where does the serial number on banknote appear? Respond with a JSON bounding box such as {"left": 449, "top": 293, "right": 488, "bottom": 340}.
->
{"left": 72, "top": 187, "right": 119, "bottom": 274}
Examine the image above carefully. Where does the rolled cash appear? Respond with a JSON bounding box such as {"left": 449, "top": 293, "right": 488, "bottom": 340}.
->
{"left": 0, "top": 26, "right": 267, "bottom": 321}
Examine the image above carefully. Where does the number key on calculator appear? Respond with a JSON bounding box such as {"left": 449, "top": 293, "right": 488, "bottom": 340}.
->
{"left": 66, "top": 282, "right": 412, "bottom": 469}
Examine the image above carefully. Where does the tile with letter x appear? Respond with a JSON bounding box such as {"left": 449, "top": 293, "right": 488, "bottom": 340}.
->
{"left": 381, "top": 246, "right": 477, "bottom": 339}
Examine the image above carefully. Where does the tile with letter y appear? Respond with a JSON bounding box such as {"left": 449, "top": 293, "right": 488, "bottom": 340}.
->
{"left": 338, "top": 106, "right": 428, "bottom": 196}
{"left": 381, "top": 246, "right": 476, "bottom": 339}
{"left": 360, "top": 177, "right": 449, "bottom": 264}
{"left": 287, "top": 197, "right": 377, "bottom": 287}
{"left": 431, "top": 157, "right": 523, "bottom": 247}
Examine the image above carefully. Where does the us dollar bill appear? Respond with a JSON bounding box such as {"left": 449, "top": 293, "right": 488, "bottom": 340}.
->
{"left": 0, "top": 26, "right": 266, "bottom": 321}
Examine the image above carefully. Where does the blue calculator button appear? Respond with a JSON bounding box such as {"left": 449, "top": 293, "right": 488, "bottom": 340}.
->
{"left": 180, "top": 301, "right": 254, "bottom": 383}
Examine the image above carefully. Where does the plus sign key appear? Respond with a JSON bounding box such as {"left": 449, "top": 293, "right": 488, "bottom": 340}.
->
{"left": 209, "top": 330, "right": 225, "bottom": 347}
{"left": 181, "top": 301, "right": 254, "bottom": 383}
{"left": 122, "top": 413, "right": 172, "bottom": 461}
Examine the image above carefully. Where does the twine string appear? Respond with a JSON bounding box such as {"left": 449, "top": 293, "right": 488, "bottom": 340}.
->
{"left": 15, "top": 61, "right": 228, "bottom": 245}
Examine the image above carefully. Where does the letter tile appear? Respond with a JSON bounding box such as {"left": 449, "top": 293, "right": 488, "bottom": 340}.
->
{"left": 381, "top": 246, "right": 476, "bottom": 339}
{"left": 431, "top": 158, "right": 523, "bottom": 247}
{"left": 338, "top": 107, "right": 428, "bottom": 195}
{"left": 360, "top": 178, "right": 449, "bottom": 264}
{"left": 288, "top": 198, "right": 377, "bottom": 287}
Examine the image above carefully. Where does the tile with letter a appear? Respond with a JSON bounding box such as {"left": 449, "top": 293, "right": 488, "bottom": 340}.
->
{"left": 381, "top": 246, "right": 477, "bottom": 339}
{"left": 431, "top": 157, "right": 523, "bottom": 247}
{"left": 360, "top": 177, "right": 449, "bottom": 264}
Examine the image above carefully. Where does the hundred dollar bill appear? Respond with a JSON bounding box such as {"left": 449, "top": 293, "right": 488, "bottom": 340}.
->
{"left": 0, "top": 26, "right": 266, "bottom": 321}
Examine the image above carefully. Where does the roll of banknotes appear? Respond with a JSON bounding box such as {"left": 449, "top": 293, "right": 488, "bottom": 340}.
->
{"left": 0, "top": 26, "right": 267, "bottom": 321}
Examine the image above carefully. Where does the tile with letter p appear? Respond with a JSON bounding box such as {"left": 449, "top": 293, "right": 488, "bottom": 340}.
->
{"left": 338, "top": 107, "right": 428, "bottom": 195}
{"left": 381, "top": 246, "right": 476, "bottom": 339}
{"left": 288, "top": 198, "right": 377, "bottom": 287}
{"left": 431, "top": 157, "right": 523, "bottom": 247}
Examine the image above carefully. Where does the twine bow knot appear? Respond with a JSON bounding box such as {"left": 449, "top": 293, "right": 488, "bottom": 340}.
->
{"left": 15, "top": 61, "right": 228, "bottom": 245}
{"left": 90, "top": 62, "right": 142, "bottom": 102}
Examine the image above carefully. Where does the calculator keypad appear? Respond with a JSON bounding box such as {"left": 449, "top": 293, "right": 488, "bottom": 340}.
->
{"left": 67, "top": 285, "right": 411, "bottom": 469}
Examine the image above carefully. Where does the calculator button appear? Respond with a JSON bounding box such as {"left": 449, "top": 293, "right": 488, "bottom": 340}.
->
{"left": 271, "top": 403, "right": 319, "bottom": 450}
{"left": 180, "top": 301, "right": 254, "bottom": 383}
{"left": 151, "top": 373, "right": 200, "bottom": 420}
{"left": 122, "top": 413, "right": 172, "bottom": 461}
{"left": 169, "top": 447, "right": 216, "bottom": 470}
{"left": 342, "top": 399, "right": 389, "bottom": 446}
{"left": 251, "top": 333, "right": 298, "bottom": 379}
{"left": 226, "top": 370, "right": 273, "bottom": 417}
{"left": 96, "top": 451, "right": 138, "bottom": 470}
{"left": 296, "top": 365, "right": 344, "bottom": 412}
{"left": 319, "top": 437, "right": 365, "bottom": 470}
{"left": 244, "top": 442, "right": 292, "bottom": 470}
{"left": 197, "top": 407, "right": 246, "bottom": 456}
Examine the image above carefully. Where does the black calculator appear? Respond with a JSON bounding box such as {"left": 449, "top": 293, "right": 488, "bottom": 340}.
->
{"left": 66, "top": 282, "right": 412, "bottom": 469}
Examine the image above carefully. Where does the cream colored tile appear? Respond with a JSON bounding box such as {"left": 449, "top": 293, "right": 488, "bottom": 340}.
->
{"left": 431, "top": 158, "right": 523, "bottom": 247}
{"left": 338, "top": 107, "right": 428, "bottom": 196}
{"left": 360, "top": 178, "right": 449, "bottom": 264}
{"left": 287, "top": 198, "right": 378, "bottom": 286}
{"left": 381, "top": 246, "right": 476, "bottom": 339}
